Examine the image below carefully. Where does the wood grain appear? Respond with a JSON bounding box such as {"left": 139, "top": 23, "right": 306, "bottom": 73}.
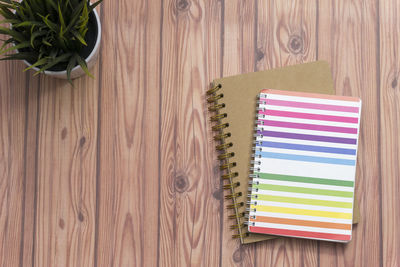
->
{"left": 379, "top": 1, "right": 400, "bottom": 266}
{"left": 0, "top": 60, "right": 30, "bottom": 267}
{"left": 95, "top": 1, "right": 161, "bottom": 266}
{"left": 158, "top": 0, "right": 223, "bottom": 266}
{"left": 254, "top": 1, "right": 319, "bottom": 267}
{"left": 317, "top": 0, "right": 381, "bottom": 266}
{"left": 221, "top": 1, "right": 256, "bottom": 266}
{"left": 34, "top": 66, "right": 99, "bottom": 266}
{"left": 0, "top": 1, "right": 399, "bottom": 266}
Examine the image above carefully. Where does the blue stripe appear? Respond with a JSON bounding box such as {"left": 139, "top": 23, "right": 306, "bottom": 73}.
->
{"left": 259, "top": 141, "right": 357, "bottom": 155}
{"left": 255, "top": 151, "right": 356, "bottom": 166}
{"left": 258, "top": 130, "right": 357, "bottom": 144}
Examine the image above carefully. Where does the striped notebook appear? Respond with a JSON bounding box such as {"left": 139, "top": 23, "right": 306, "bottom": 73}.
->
{"left": 248, "top": 89, "right": 362, "bottom": 242}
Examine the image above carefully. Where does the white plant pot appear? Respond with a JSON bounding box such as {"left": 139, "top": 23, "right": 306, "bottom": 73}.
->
{"left": 22, "top": 9, "right": 101, "bottom": 80}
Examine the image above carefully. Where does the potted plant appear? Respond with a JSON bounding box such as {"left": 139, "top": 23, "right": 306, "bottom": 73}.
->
{"left": 0, "top": 0, "right": 103, "bottom": 83}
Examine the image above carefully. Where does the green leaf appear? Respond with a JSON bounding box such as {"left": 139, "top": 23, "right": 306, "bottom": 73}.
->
{"left": 71, "top": 30, "right": 87, "bottom": 46}
{"left": 0, "top": 41, "right": 30, "bottom": 55}
{"left": 0, "top": 19, "right": 20, "bottom": 24}
{"left": 42, "top": 39, "right": 52, "bottom": 46}
{"left": 14, "top": 21, "right": 45, "bottom": 28}
{"left": 43, "top": 0, "right": 57, "bottom": 13}
{"left": 0, "top": 51, "right": 38, "bottom": 62}
{"left": 0, "top": 26, "right": 25, "bottom": 42}
{"left": 57, "top": 2, "right": 66, "bottom": 31}
{"left": 89, "top": 0, "right": 103, "bottom": 13}
{"left": 0, "top": 0, "right": 21, "bottom": 6}
{"left": 38, "top": 14, "right": 59, "bottom": 33}
{"left": 64, "top": 0, "right": 85, "bottom": 33}
{"left": 76, "top": 54, "right": 93, "bottom": 78}
{"left": 66, "top": 54, "right": 77, "bottom": 83}
{"left": 0, "top": 6, "right": 17, "bottom": 19}
{"left": 0, "top": 37, "right": 14, "bottom": 51}
{"left": 30, "top": 30, "right": 47, "bottom": 47}
{"left": 36, "top": 52, "right": 72, "bottom": 74}
{"left": 23, "top": 56, "right": 48, "bottom": 71}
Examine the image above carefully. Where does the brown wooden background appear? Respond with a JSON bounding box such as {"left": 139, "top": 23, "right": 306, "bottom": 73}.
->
{"left": 1, "top": 0, "right": 399, "bottom": 266}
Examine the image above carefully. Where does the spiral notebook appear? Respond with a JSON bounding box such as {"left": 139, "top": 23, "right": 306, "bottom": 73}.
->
{"left": 207, "top": 61, "right": 360, "bottom": 244}
{"left": 247, "top": 89, "right": 361, "bottom": 242}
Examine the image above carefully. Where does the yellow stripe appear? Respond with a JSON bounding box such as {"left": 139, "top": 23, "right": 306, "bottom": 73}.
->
{"left": 252, "top": 205, "right": 352, "bottom": 219}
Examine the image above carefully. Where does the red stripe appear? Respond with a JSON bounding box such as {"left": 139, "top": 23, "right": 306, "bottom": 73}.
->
{"left": 259, "top": 98, "right": 360, "bottom": 113}
{"left": 259, "top": 109, "right": 359, "bottom": 123}
{"left": 260, "top": 89, "right": 361, "bottom": 102}
{"left": 249, "top": 226, "right": 351, "bottom": 241}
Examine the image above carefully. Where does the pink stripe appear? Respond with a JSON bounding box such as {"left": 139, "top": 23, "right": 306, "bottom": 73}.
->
{"left": 249, "top": 226, "right": 351, "bottom": 241}
{"left": 259, "top": 110, "right": 359, "bottom": 124}
{"left": 259, "top": 120, "right": 358, "bottom": 134}
{"left": 259, "top": 98, "right": 360, "bottom": 113}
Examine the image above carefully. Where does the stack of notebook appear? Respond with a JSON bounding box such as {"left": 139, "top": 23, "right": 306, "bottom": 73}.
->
{"left": 207, "top": 61, "right": 361, "bottom": 244}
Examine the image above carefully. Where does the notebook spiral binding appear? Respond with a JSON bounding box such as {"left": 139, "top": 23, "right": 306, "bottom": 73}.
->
{"left": 207, "top": 83, "right": 248, "bottom": 241}
{"left": 246, "top": 94, "right": 264, "bottom": 228}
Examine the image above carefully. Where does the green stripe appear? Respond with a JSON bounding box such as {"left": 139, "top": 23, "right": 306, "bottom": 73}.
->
{"left": 254, "top": 184, "right": 353, "bottom": 198}
{"left": 256, "top": 195, "right": 353, "bottom": 208}
{"left": 255, "top": 172, "right": 354, "bottom": 187}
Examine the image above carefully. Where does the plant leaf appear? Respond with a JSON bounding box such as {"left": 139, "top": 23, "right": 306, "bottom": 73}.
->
{"left": 0, "top": 41, "right": 30, "bottom": 55}
{"left": 71, "top": 30, "right": 87, "bottom": 46}
{"left": 89, "top": 0, "right": 103, "bottom": 13}
{"left": 14, "top": 21, "right": 45, "bottom": 28}
{"left": 64, "top": 0, "right": 85, "bottom": 33}
{"left": 0, "top": 26, "right": 25, "bottom": 42}
{"left": 76, "top": 54, "right": 93, "bottom": 78}
{"left": 57, "top": 2, "right": 66, "bottom": 32}
{"left": 0, "top": 18, "right": 20, "bottom": 24}
{"left": 30, "top": 30, "right": 47, "bottom": 47}
{"left": 23, "top": 56, "right": 48, "bottom": 71}
{"left": 38, "top": 14, "right": 59, "bottom": 33}
{"left": 66, "top": 53, "right": 77, "bottom": 83}
{"left": 0, "top": 6, "right": 17, "bottom": 19}
{"left": 0, "top": 37, "right": 14, "bottom": 51}
{"left": 0, "top": 51, "right": 38, "bottom": 62}
{"left": 35, "top": 52, "right": 72, "bottom": 74}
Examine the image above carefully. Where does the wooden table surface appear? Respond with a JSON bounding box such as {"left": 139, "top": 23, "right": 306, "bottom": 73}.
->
{"left": 1, "top": 1, "right": 399, "bottom": 266}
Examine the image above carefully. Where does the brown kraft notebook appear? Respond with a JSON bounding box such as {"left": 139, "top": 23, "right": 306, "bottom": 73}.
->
{"left": 206, "top": 61, "right": 360, "bottom": 244}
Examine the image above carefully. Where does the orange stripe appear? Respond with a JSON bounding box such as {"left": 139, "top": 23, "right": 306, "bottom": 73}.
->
{"left": 260, "top": 89, "right": 361, "bottom": 102}
{"left": 250, "top": 216, "right": 352, "bottom": 230}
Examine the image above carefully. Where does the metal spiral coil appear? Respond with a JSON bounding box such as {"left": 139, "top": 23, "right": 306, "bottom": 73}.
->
{"left": 210, "top": 113, "right": 227, "bottom": 121}
{"left": 226, "top": 202, "right": 244, "bottom": 209}
{"left": 225, "top": 192, "right": 242, "bottom": 200}
{"left": 245, "top": 93, "right": 267, "bottom": 233}
{"left": 229, "top": 212, "right": 245, "bottom": 219}
{"left": 220, "top": 162, "right": 236, "bottom": 170}
{"left": 216, "top": 142, "right": 233, "bottom": 151}
{"left": 230, "top": 223, "right": 245, "bottom": 230}
{"left": 207, "top": 83, "right": 245, "bottom": 241}
{"left": 223, "top": 181, "right": 240, "bottom": 189}
{"left": 232, "top": 232, "right": 249, "bottom": 239}
{"left": 214, "top": 132, "right": 231, "bottom": 141}
{"left": 221, "top": 172, "right": 239, "bottom": 180}
{"left": 207, "top": 93, "right": 224, "bottom": 103}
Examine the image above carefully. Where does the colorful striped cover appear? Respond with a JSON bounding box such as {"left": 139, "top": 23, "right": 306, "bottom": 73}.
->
{"left": 248, "top": 89, "right": 362, "bottom": 242}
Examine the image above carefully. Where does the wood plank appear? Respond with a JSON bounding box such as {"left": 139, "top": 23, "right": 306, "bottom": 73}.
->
{"left": 317, "top": 0, "right": 380, "bottom": 266}
{"left": 0, "top": 60, "right": 31, "bottom": 266}
{"left": 256, "top": 0, "right": 317, "bottom": 71}
{"left": 379, "top": 1, "right": 400, "bottom": 266}
{"left": 254, "top": 0, "right": 318, "bottom": 266}
{"left": 221, "top": 0, "right": 256, "bottom": 266}
{"left": 158, "top": 0, "right": 223, "bottom": 266}
{"left": 34, "top": 63, "right": 99, "bottom": 266}
{"left": 21, "top": 73, "right": 40, "bottom": 267}
{"left": 95, "top": 1, "right": 161, "bottom": 266}
{"left": 196, "top": 0, "right": 224, "bottom": 266}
